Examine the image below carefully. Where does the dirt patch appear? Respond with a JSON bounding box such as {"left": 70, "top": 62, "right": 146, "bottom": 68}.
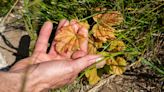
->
{"left": 0, "top": 24, "right": 28, "bottom": 68}
{"left": 81, "top": 65, "right": 163, "bottom": 92}
{"left": 99, "top": 75, "right": 161, "bottom": 92}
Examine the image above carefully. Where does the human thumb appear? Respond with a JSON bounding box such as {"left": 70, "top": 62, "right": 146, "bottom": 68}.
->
{"left": 71, "top": 55, "right": 103, "bottom": 73}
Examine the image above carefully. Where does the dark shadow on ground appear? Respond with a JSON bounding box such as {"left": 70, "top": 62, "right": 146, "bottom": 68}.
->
{"left": 0, "top": 34, "right": 30, "bottom": 71}
{"left": 15, "top": 35, "right": 30, "bottom": 61}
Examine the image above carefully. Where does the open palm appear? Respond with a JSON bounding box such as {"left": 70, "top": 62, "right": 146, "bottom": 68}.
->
{"left": 10, "top": 19, "right": 88, "bottom": 71}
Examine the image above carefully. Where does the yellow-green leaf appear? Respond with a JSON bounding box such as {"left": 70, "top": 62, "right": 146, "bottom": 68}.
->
{"left": 108, "top": 40, "right": 126, "bottom": 52}
{"left": 85, "top": 68, "right": 100, "bottom": 85}
{"left": 88, "top": 41, "right": 97, "bottom": 54}
{"left": 106, "top": 57, "right": 127, "bottom": 75}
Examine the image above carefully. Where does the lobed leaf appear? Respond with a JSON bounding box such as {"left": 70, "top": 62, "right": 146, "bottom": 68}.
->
{"left": 55, "top": 24, "right": 86, "bottom": 54}
{"left": 106, "top": 57, "right": 127, "bottom": 75}
{"left": 85, "top": 68, "right": 100, "bottom": 85}
{"left": 108, "top": 40, "right": 126, "bottom": 52}
{"left": 94, "top": 11, "right": 123, "bottom": 27}
{"left": 92, "top": 24, "right": 116, "bottom": 42}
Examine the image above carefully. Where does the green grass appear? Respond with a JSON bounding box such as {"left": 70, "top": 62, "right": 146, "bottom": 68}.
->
{"left": 1, "top": 0, "right": 164, "bottom": 91}
{"left": 0, "top": 0, "right": 14, "bottom": 17}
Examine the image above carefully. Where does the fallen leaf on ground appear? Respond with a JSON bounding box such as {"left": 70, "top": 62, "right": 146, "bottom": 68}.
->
{"left": 92, "top": 24, "right": 116, "bottom": 42}
{"left": 93, "top": 11, "right": 123, "bottom": 27}
{"left": 85, "top": 68, "right": 100, "bottom": 85}
{"left": 93, "top": 7, "right": 107, "bottom": 22}
{"left": 106, "top": 57, "right": 127, "bottom": 75}
{"left": 108, "top": 40, "right": 126, "bottom": 52}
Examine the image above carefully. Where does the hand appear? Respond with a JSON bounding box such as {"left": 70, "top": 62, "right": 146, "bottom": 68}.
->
{"left": 10, "top": 19, "right": 88, "bottom": 71}
{"left": 13, "top": 55, "right": 100, "bottom": 92}
{"left": 8, "top": 19, "right": 101, "bottom": 92}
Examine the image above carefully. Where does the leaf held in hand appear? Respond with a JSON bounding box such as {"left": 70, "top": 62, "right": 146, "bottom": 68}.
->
{"left": 85, "top": 68, "right": 100, "bottom": 85}
{"left": 55, "top": 24, "right": 86, "bottom": 54}
{"left": 79, "top": 20, "right": 90, "bottom": 30}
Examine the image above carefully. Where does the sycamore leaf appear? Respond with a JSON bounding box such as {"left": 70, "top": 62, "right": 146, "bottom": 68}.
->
{"left": 108, "top": 40, "right": 126, "bottom": 52}
{"left": 92, "top": 24, "right": 116, "bottom": 42}
{"left": 55, "top": 25, "right": 86, "bottom": 54}
{"left": 85, "top": 68, "right": 100, "bottom": 85}
{"left": 106, "top": 57, "right": 127, "bottom": 75}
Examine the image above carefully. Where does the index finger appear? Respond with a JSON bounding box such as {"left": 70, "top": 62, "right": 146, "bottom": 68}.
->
{"left": 34, "top": 21, "right": 53, "bottom": 53}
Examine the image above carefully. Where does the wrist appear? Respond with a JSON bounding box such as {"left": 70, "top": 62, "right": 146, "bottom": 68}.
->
{"left": 9, "top": 67, "right": 44, "bottom": 92}
{"left": 0, "top": 71, "right": 33, "bottom": 92}
{"left": 27, "top": 65, "right": 50, "bottom": 92}
{"left": 13, "top": 65, "right": 50, "bottom": 92}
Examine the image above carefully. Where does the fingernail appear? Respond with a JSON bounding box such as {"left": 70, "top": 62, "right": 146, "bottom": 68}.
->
{"left": 63, "top": 20, "right": 69, "bottom": 26}
{"left": 96, "top": 57, "right": 104, "bottom": 62}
